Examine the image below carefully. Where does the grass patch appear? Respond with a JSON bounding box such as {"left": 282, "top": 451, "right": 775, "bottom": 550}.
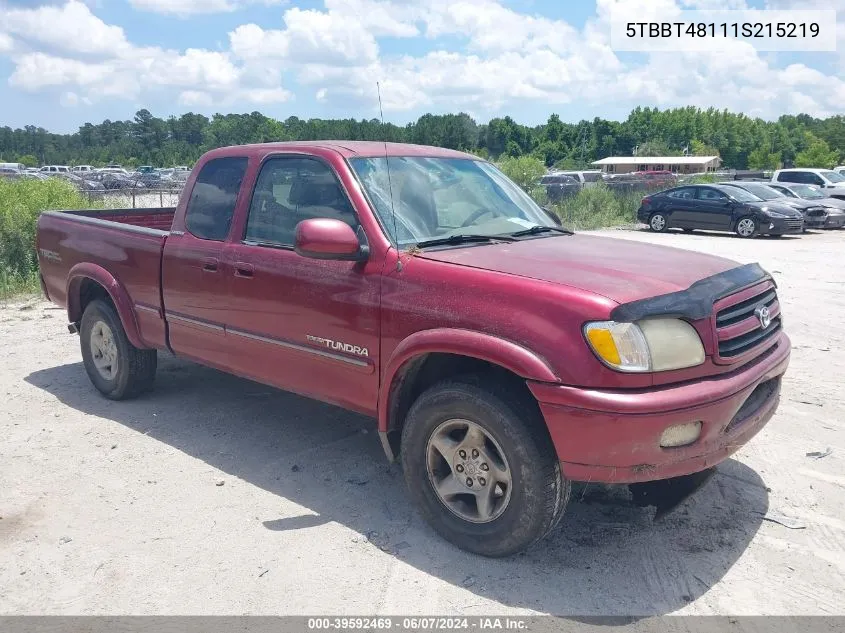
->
{"left": 546, "top": 185, "right": 642, "bottom": 230}
{"left": 0, "top": 178, "right": 95, "bottom": 300}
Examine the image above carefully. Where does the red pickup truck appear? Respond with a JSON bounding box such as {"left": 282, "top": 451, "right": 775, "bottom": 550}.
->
{"left": 37, "top": 142, "right": 790, "bottom": 557}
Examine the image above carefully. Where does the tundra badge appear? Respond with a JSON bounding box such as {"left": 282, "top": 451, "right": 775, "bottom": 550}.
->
{"left": 306, "top": 335, "right": 369, "bottom": 357}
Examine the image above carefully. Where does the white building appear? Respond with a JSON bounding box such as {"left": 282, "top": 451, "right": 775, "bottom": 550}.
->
{"left": 591, "top": 155, "right": 722, "bottom": 175}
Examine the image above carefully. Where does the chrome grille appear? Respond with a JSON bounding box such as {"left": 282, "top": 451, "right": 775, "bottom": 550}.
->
{"left": 715, "top": 284, "right": 781, "bottom": 361}
{"left": 783, "top": 218, "right": 803, "bottom": 229}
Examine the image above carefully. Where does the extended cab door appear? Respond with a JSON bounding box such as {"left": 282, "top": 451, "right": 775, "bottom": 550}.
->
{"left": 162, "top": 156, "right": 249, "bottom": 364}
{"left": 220, "top": 154, "right": 381, "bottom": 415}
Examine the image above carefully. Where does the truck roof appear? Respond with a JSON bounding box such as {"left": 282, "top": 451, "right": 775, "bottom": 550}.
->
{"left": 203, "top": 141, "right": 477, "bottom": 160}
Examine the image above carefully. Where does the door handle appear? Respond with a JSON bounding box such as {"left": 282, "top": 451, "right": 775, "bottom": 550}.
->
{"left": 234, "top": 262, "right": 254, "bottom": 278}
{"left": 202, "top": 257, "right": 219, "bottom": 273}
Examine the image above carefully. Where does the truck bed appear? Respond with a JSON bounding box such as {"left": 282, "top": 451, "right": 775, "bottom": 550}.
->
{"left": 64, "top": 207, "right": 176, "bottom": 231}
{"left": 36, "top": 207, "right": 175, "bottom": 350}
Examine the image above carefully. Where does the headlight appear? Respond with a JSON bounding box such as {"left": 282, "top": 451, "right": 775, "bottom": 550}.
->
{"left": 584, "top": 318, "right": 705, "bottom": 373}
{"left": 763, "top": 210, "right": 788, "bottom": 218}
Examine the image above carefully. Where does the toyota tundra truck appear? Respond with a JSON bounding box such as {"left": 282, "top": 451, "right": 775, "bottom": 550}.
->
{"left": 36, "top": 142, "right": 790, "bottom": 557}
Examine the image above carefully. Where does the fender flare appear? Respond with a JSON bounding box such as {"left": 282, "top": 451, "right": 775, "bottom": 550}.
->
{"left": 377, "top": 328, "right": 559, "bottom": 434}
{"left": 66, "top": 262, "right": 147, "bottom": 349}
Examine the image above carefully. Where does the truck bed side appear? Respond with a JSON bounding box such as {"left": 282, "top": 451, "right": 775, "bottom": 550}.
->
{"left": 36, "top": 207, "right": 175, "bottom": 350}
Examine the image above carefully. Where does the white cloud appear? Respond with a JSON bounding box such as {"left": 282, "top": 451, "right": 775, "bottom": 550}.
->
{"left": 0, "top": 33, "right": 14, "bottom": 53}
{"left": 128, "top": 0, "right": 285, "bottom": 17}
{"left": 1, "top": 0, "right": 843, "bottom": 122}
{"left": 0, "top": 0, "right": 288, "bottom": 107}
{"left": 0, "top": 0, "right": 130, "bottom": 56}
{"left": 178, "top": 90, "right": 214, "bottom": 107}
{"left": 230, "top": 7, "right": 379, "bottom": 66}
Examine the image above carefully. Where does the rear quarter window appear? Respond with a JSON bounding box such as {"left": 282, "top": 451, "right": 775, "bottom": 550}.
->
{"left": 185, "top": 157, "right": 248, "bottom": 241}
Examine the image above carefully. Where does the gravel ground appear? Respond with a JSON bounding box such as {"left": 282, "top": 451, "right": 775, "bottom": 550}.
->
{"left": 1, "top": 227, "right": 844, "bottom": 616}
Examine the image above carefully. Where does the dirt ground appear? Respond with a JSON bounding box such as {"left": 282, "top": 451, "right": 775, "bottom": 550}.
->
{"left": 1, "top": 227, "right": 844, "bottom": 616}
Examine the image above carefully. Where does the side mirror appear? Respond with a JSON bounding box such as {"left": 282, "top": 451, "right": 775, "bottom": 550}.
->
{"left": 294, "top": 218, "right": 368, "bottom": 262}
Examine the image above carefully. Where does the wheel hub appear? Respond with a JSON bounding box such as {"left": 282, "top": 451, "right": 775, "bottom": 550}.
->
{"left": 426, "top": 418, "right": 512, "bottom": 523}
{"left": 89, "top": 320, "right": 118, "bottom": 381}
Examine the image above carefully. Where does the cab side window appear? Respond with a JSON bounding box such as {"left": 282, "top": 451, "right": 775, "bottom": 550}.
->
{"left": 245, "top": 157, "right": 358, "bottom": 247}
{"left": 184, "top": 157, "right": 248, "bottom": 241}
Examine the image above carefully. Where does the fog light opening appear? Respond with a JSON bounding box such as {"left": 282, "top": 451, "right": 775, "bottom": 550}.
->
{"left": 768, "top": 222, "right": 775, "bottom": 230}
{"left": 660, "top": 421, "right": 702, "bottom": 448}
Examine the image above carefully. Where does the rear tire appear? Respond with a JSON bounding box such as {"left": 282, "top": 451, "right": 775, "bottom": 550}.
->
{"left": 735, "top": 216, "right": 757, "bottom": 238}
{"left": 80, "top": 299, "right": 157, "bottom": 400}
{"left": 649, "top": 213, "right": 668, "bottom": 232}
{"left": 400, "top": 379, "right": 569, "bottom": 557}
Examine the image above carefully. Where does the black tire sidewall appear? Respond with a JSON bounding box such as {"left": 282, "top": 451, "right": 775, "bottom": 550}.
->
{"left": 80, "top": 299, "right": 133, "bottom": 399}
{"left": 401, "top": 381, "right": 565, "bottom": 557}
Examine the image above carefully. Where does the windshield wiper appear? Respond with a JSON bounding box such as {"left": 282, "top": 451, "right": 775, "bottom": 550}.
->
{"left": 509, "top": 225, "right": 574, "bottom": 237}
{"left": 415, "top": 234, "right": 516, "bottom": 248}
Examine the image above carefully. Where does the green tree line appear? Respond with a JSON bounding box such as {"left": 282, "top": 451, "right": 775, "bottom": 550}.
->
{"left": 1, "top": 106, "right": 843, "bottom": 170}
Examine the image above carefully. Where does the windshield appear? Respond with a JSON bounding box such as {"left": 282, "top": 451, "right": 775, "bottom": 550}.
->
{"left": 735, "top": 183, "right": 783, "bottom": 201}
{"left": 349, "top": 157, "right": 556, "bottom": 246}
{"left": 791, "top": 184, "right": 826, "bottom": 199}
{"left": 821, "top": 170, "right": 845, "bottom": 183}
{"left": 724, "top": 187, "right": 760, "bottom": 202}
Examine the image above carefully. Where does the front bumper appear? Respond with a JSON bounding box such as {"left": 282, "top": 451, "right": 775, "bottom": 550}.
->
{"left": 763, "top": 217, "right": 803, "bottom": 234}
{"left": 824, "top": 214, "right": 845, "bottom": 228}
{"left": 804, "top": 215, "right": 827, "bottom": 229}
{"left": 528, "top": 331, "right": 790, "bottom": 484}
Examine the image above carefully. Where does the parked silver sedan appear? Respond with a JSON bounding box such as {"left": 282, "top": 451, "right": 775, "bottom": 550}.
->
{"left": 769, "top": 183, "right": 845, "bottom": 229}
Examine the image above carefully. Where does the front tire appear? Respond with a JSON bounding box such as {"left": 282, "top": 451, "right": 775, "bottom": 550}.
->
{"left": 80, "top": 299, "right": 157, "bottom": 400}
{"left": 735, "top": 216, "right": 757, "bottom": 238}
{"left": 649, "top": 213, "right": 668, "bottom": 232}
{"left": 400, "top": 379, "right": 569, "bottom": 557}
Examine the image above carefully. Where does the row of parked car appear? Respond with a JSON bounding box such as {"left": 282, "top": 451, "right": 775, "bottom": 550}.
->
{"left": 0, "top": 162, "right": 191, "bottom": 192}
{"left": 637, "top": 170, "right": 845, "bottom": 238}
{"left": 540, "top": 169, "right": 678, "bottom": 200}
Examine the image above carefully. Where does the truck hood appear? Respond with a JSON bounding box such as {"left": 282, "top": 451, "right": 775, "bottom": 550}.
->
{"left": 419, "top": 234, "right": 739, "bottom": 305}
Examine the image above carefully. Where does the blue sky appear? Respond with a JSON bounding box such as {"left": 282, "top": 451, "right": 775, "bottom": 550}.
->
{"left": 0, "top": 0, "right": 842, "bottom": 133}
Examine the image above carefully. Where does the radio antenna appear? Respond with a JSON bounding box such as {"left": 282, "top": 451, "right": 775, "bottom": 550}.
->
{"left": 377, "top": 82, "right": 400, "bottom": 259}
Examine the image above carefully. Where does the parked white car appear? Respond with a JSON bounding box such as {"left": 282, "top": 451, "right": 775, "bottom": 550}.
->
{"left": 553, "top": 170, "right": 603, "bottom": 188}
{"left": 834, "top": 166, "right": 845, "bottom": 175}
{"left": 39, "top": 165, "right": 71, "bottom": 174}
{"left": 772, "top": 168, "right": 845, "bottom": 198}
{"left": 72, "top": 165, "right": 94, "bottom": 174}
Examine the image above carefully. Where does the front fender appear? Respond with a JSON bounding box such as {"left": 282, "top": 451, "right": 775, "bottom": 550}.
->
{"left": 66, "top": 262, "right": 146, "bottom": 349}
{"left": 377, "top": 328, "right": 559, "bottom": 433}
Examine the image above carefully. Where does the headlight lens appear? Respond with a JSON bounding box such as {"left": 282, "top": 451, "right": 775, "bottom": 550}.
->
{"left": 764, "top": 210, "right": 788, "bottom": 218}
{"left": 584, "top": 318, "right": 705, "bottom": 372}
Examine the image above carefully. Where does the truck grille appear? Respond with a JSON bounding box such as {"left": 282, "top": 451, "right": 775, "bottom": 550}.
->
{"left": 715, "top": 282, "right": 781, "bottom": 362}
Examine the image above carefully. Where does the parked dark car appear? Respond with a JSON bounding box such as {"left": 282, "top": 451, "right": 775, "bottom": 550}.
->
{"left": 133, "top": 172, "right": 163, "bottom": 187}
{"left": 56, "top": 172, "right": 106, "bottom": 191}
{"left": 539, "top": 173, "right": 580, "bottom": 201}
{"left": 637, "top": 184, "right": 804, "bottom": 238}
{"left": 768, "top": 183, "right": 845, "bottom": 229}
{"left": 93, "top": 172, "right": 147, "bottom": 190}
{"left": 720, "top": 181, "right": 831, "bottom": 230}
